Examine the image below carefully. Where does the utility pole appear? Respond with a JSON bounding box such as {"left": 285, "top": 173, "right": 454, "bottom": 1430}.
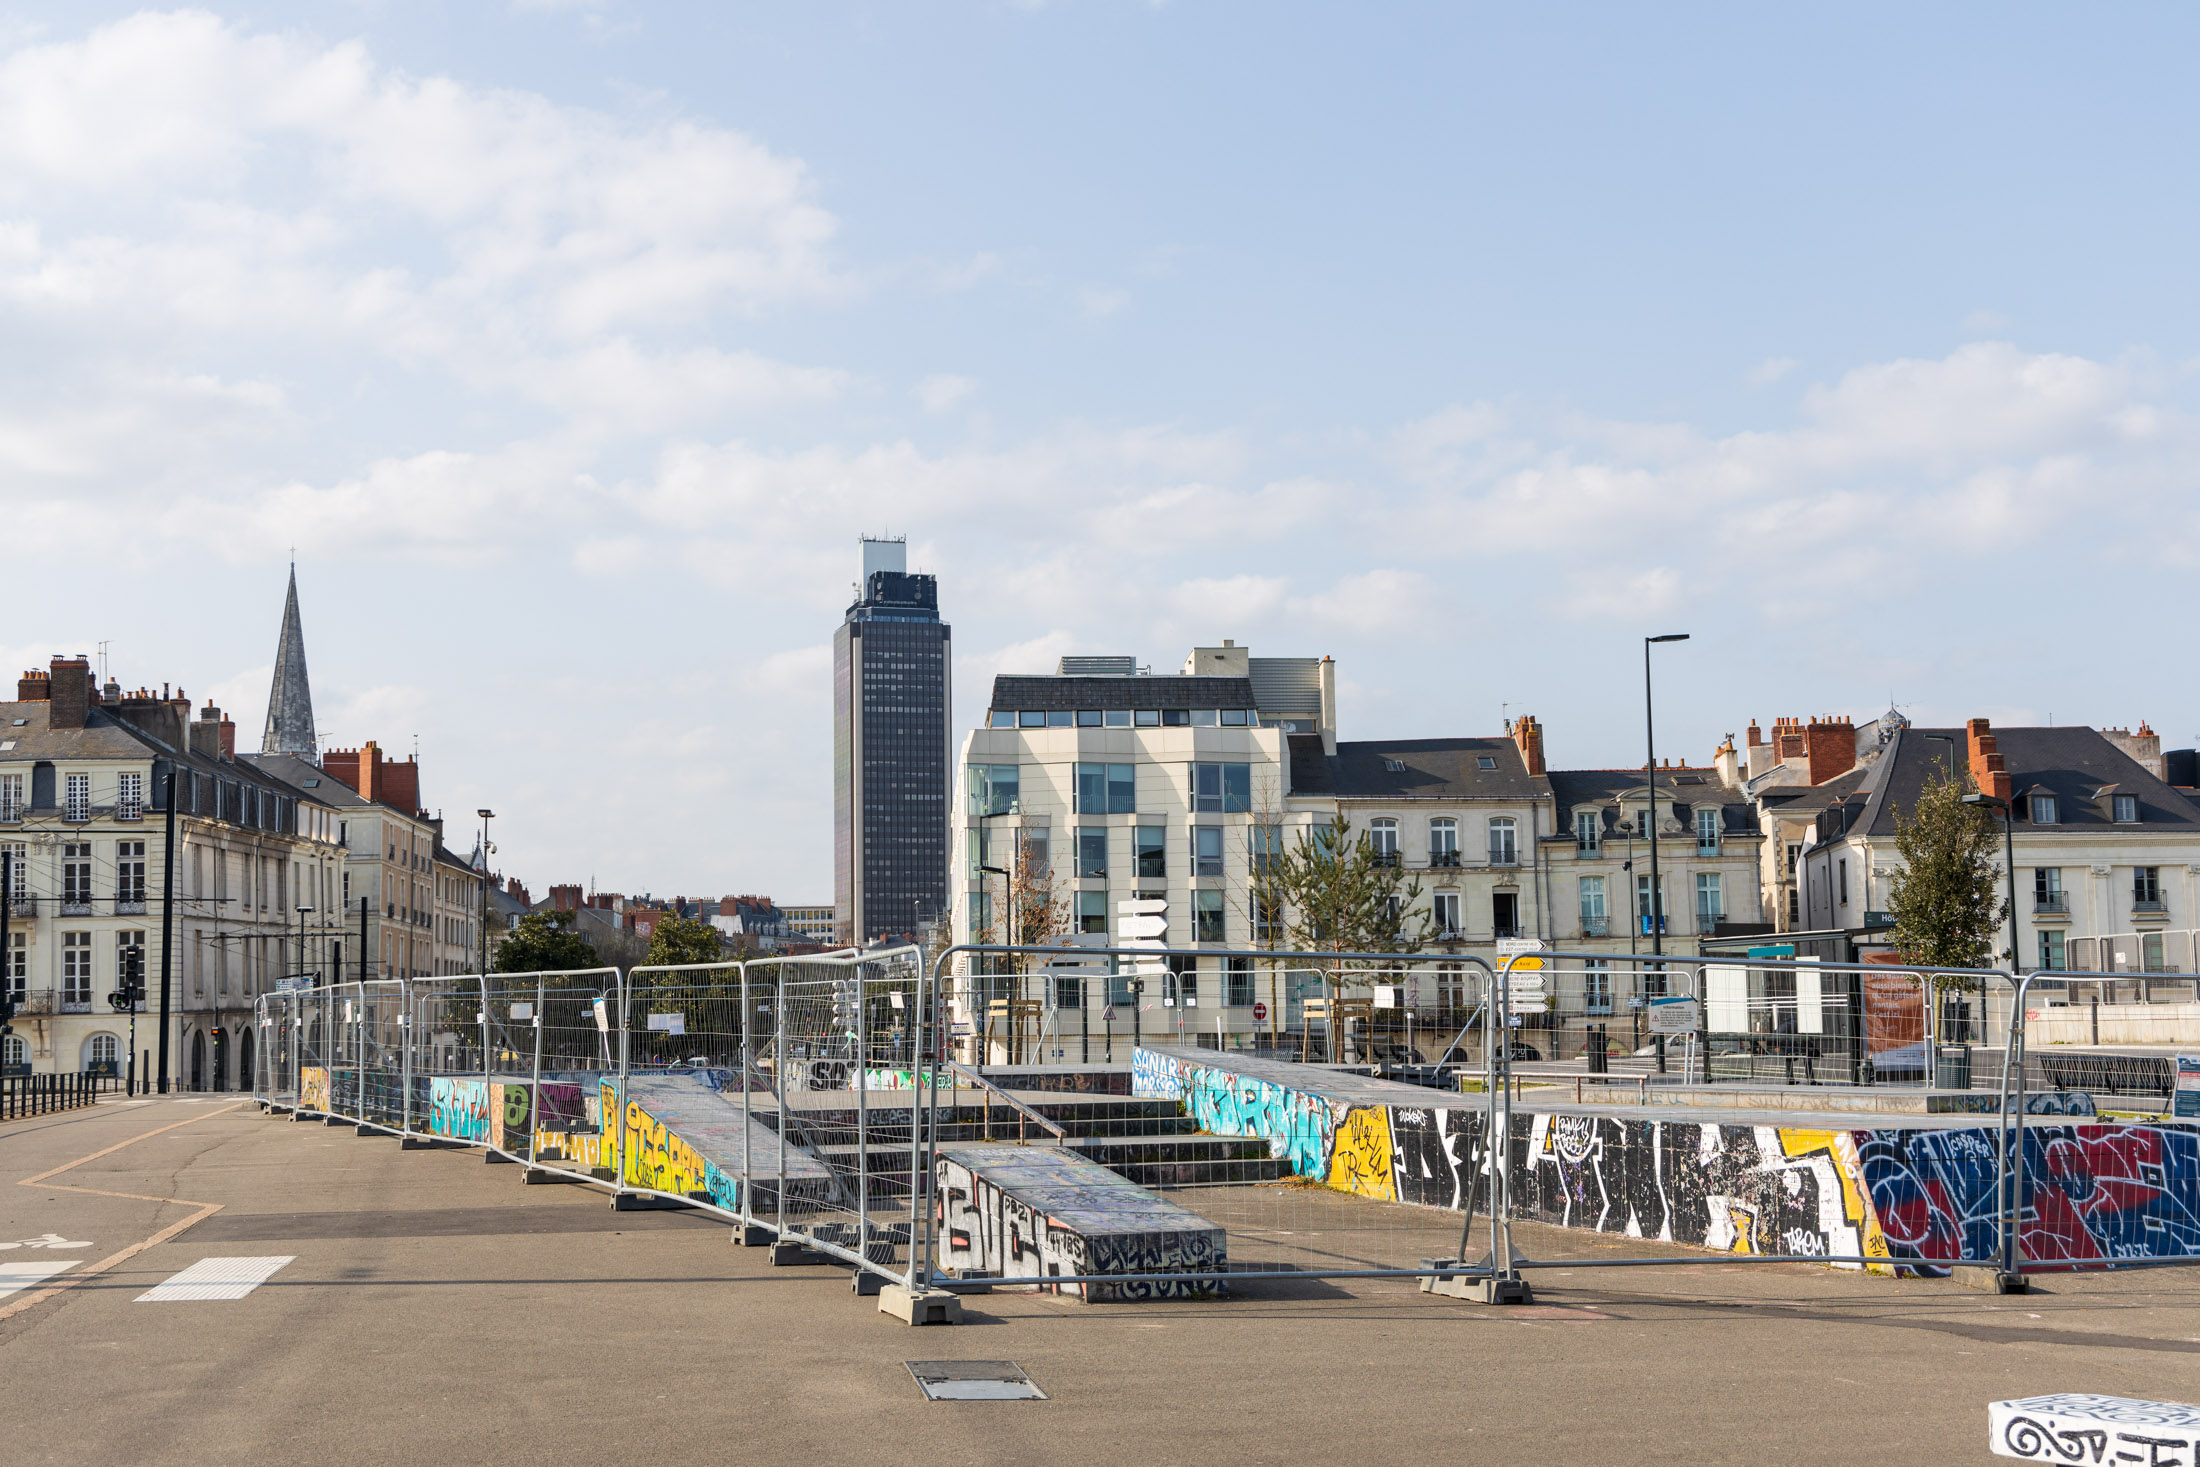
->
{"left": 1644, "top": 634, "right": 1689, "bottom": 1076}
{"left": 158, "top": 769, "right": 178, "bottom": 1094}
{"left": 477, "top": 809, "right": 494, "bottom": 977}
{"left": 1, "top": 850, "right": 15, "bottom": 1073}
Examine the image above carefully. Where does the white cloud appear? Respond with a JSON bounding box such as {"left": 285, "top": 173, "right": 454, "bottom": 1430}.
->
{"left": 1746, "top": 355, "right": 1799, "bottom": 388}
{"left": 916, "top": 373, "right": 976, "bottom": 412}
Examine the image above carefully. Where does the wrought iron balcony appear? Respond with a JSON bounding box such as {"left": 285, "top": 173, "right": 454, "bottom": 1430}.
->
{"left": 2033, "top": 897, "right": 2068, "bottom": 915}
{"left": 1428, "top": 850, "right": 1461, "bottom": 868}
{"left": 1371, "top": 851, "right": 1401, "bottom": 868}
{"left": 1580, "top": 917, "right": 1610, "bottom": 936}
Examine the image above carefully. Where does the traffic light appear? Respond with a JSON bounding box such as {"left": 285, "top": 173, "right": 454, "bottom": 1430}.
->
{"left": 109, "top": 947, "right": 145, "bottom": 1012}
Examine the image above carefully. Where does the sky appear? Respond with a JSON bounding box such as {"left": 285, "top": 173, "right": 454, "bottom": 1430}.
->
{"left": 4, "top": 3, "right": 2200, "bottom": 901}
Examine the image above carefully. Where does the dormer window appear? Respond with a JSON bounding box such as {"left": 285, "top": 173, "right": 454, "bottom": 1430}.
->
{"left": 1476, "top": 756, "right": 1497, "bottom": 770}
{"left": 2112, "top": 795, "right": 2139, "bottom": 823}
{"left": 1383, "top": 759, "right": 1405, "bottom": 772}
{"left": 2029, "top": 794, "right": 2058, "bottom": 825}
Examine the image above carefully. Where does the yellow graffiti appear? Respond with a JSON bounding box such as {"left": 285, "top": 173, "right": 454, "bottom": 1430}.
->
{"left": 1326, "top": 1106, "right": 1396, "bottom": 1201}
{"left": 1780, "top": 1127, "right": 1894, "bottom": 1273}
{"left": 300, "top": 1067, "right": 330, "bottom": 1112}
{"left": 621, "top": 1098, "right": 709, "bottom": 1197}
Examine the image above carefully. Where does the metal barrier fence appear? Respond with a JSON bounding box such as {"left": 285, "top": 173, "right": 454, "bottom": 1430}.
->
{"left": 1, "top": 1071, "right": 114, "bottom": 1119}
{"left": 252, "top": 945, "right": 2199, "bottom": 1306}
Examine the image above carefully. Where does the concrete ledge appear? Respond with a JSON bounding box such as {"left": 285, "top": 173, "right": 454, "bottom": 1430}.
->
{"left": 770, "top": 1241, "right": 834, "bottom": 1266}
{"left": 608, "top": 1193, "right": 692, "bottom": 1212}
{"left": 1991, "top": 1394, "right": 2200, "bottom": 1460}
{"left": 879, "top": 1284, "right": 961, "bottom": 1326}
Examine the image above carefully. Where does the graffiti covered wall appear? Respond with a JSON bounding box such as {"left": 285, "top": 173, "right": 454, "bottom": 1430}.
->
{"left": 1134, "top": 1046, "right": 2200, "bottom": 1272}
{"left": 300, "top": 1066, "right": 330, "bottom": 1113}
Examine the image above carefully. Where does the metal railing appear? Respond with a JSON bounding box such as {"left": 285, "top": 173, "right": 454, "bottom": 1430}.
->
{"left": 2, "top": 1071, "right": 113, "bottom": 1118}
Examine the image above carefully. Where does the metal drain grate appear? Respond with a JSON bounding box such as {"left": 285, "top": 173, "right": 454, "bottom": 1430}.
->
{"left": 906, "top": 1360, "right": 1048, "bottom": 1401}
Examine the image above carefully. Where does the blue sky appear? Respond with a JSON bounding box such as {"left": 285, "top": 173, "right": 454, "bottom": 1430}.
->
{"left": 3, "top": 3, "right": 2198, "bottom": 900}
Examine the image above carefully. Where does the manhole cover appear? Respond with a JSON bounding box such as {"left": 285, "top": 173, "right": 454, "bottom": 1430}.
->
{"left": 906, "top": 1360, "right": 1048, "bottom": 1401}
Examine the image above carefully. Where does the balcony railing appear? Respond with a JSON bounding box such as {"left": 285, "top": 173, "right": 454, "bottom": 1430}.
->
{"left": 1488, "top": 853, "right": 1519, "bottom": 868}
{"left": 2034, "top": 897, "right": 2068, "bottom": 915}
{"left": 0, "top": 804, "right": 21, "bottom": 824}
{"left": 60, "top": 998, "right": 91, "bottom": 1014}
{"left": 1696, "top": 842, "right": 1721, "bottom": 857}
{"left": 117, "top": 900, "right": 147, "bottom": 916}
{"left": 60, "top": 900, "right": 92, "bottom": 917}
{"left": 1371, "top": 851, "right": 1401, "bottom": 868}
{"left": 1494, "top": 925, "right": 1524, "bottom": 941}
{"left": 2133, "top": 899, "right": 2168, "bottom": 914}
{"left": 1428, "top": 850, "right": 1461, "bottom": 868}
{"left": 1580, "top": 917, "right": 1610, "bottom": 936}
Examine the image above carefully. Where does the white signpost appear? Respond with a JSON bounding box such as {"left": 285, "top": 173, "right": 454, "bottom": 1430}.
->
{"left": 1647, "top": 996, "right": 1701, "bottom": 1035}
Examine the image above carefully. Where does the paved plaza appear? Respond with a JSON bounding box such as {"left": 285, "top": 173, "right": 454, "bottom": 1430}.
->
{"left": 3, "top": 1097, "right": 2197, "bottom": 1466}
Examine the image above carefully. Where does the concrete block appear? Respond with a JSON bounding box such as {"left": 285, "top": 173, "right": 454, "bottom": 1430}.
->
{"left": 484, "top": 1149, "right": 516, "bottom": 1164}
{"left": 771, "top": 1241, "right": 833, "bottom": 1266}
{"left": 879, "top": 1284, "right": 962, "bottom": 1326}
{"left": 609, "top": 1192, "right": 691, "bottom": 1212}
{"left": 1953, "top": 1265, "right": 2029, "bottom": 1294}
{"left": 732, "top": 1224, "right": 774, "bottom": 1247}
{"left": 1990, "top": 1394, "right": 2200, "bottom": 1461}
{"left": 850, "top": 1269, "right": 885, "bottom": 1297}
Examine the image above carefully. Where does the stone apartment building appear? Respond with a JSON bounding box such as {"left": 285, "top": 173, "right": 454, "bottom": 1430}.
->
{"left": 2, "top": 656, "right": 346, "bottom": 1088}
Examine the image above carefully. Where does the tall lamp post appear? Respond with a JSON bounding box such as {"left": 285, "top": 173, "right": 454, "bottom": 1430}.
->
{"left": 1963, "top": 790, "right": 2024, "bottom": 979}
{"left": 476, "top": 809, "right": 495, "bottom": 977}
{"left": 1644, "top": 633, "right": 1689, "bottom": 1074}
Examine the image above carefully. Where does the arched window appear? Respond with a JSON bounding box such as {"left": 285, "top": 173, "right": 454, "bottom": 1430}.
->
{"left": 2, "top": 1034, "right": 26, "bottom": 1071}
{"left": 1368, "top": 818, "right": 1399, "bottom": 865}
{"left": 84, "top": 1032, "right": 120, "bottom": 1074}
{"left": 1429, "top": 818, "right": 1459, "bottom": 866}
{"left": 1488, "top": 817, "right": 1518, "bottom": 866}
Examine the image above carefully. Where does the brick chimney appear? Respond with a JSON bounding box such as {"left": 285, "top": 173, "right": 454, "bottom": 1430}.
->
{"left": 549, "top": 883, "right": 582, "bottom": 912}
{"left": 1746, "top": 719, "right": 1762, "bottom": 748}
{"left": 379, "top": 756, "right": 420, "bottom": 815}
{"left": 1803, "top": 716, "right": 1855, "bottom": 786}
{"left": 505, "top": 878, "right": 532, "bottom": 906}
{"left": 1510, "top": 714, "right": 1546, "bottom": 777}
{"left": 48, "top": 655, "right": 92, "bottom": 730}
{"left": 1966, "top": 718, "right": 2013, "bottom": 803}
{"left": 190, "top": 702, "right": 225, "bottom": 760}
{"left": 218, "top": 713, "right": 235, "bottom": 760}
{"left": 358, "top": 741, "right": 384, "bottom": 803}
{"left": 17, "top": 669, "right": 49, "bottom": 701}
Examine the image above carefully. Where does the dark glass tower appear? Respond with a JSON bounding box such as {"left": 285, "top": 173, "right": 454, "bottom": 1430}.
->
{"left": 833, "top": 539, "right": 951, "bottom": 944}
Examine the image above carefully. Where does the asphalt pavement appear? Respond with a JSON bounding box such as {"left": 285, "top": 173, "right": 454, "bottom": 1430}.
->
{"left": 2, "top": 1095, "right": 2197, "bottom": 1466}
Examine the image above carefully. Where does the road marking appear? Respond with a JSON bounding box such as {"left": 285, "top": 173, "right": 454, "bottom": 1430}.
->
{"left": 0, "top": 1233, "right": 92, "bottom": 1251}
{"left": 0, "top": 1102, "right": 243, "bottom": 1324}
{"left": 137, "top": 1256, "right": 294, "bottom": 1302}
{"left": 0, "top": 1262, "right": 75, "bottom": 1300}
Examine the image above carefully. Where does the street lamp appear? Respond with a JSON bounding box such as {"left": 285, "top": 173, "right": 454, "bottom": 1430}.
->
{"left": 476, "top": 809, "right": 495, "bottom": 977}
{"left": 1644, "top": 633, "right": 1689, "bottom": 1076}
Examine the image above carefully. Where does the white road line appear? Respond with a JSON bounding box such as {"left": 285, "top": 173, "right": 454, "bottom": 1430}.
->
{"left": 0, "top": 1261, "right": 77, "bottom": 1300}
{"left": 136, "top": 1256, "right": 294, "bottom": 1303}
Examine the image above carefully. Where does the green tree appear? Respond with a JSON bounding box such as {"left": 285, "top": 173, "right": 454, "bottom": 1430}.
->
{"left": 1887, "top": 770, "right": 2008, "bottom": 987}
{"left": 1249, "top": 814, "right": 1435, "bottom": 1057}
{"left": 494, "top": 910, "right": 601, "bottom": 974}
{"left": 643, "top": 913, "right": 726, "bottom": 969}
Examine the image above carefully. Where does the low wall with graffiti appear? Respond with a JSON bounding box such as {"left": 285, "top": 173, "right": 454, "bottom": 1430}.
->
{"left": 1135, "top": 1046, "right": 2200, "bottom": 1273}
{"left": 936, "top": 1143, "right": 1224, "bottom": 1301}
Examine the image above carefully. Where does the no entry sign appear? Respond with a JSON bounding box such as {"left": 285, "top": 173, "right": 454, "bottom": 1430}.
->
{"left": 1252, "top": 1001, "right": 1268, "bottom": 1021}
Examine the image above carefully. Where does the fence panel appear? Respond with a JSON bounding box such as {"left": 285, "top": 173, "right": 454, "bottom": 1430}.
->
{"left": 523, "top": 973, "right": 621, "bottom": 1179}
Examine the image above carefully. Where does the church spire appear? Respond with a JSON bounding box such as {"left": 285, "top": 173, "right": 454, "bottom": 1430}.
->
{"left": 262, "top": 564, "right": 318, "bottom": 760}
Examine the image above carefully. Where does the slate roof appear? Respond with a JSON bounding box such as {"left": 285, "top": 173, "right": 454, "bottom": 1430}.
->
{"left": 989, "top": 674, "right": 1257, "bottom": 713}
{"left": 1857, "top": 726, "right": 2200, "bottom": 837}
{"left": 1292, "top": 736, "right": 1551, "bottom": 801}
{"left": 1546, "top": 768, "right": 1758, "bottom": 836}
{"left": 0, "top": 699, "right": 155, "bottom": 761}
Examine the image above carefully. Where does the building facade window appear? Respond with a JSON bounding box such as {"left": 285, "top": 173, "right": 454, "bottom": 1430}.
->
{"left": 2034, "top": 867, "right": 2063, "bottom": 907}
{"left": 1575, "top": 811, "right": 1601, "bottom": 852}
{"left": 1369, "top": 818, "right": 1399, "bottom": 866}
{"left": 1837, "top": 859, "right": 1848, "bottom": 905}
{"left": 117, "top": 771, "right": 144, "bottom": 821}
{"left": 2135, "top": 866, "right": 2163, "bottom": 906}
{"left": 85, "top": 1032, "right": 119, "bottom": 1073}
{"left": 0, "top": 773, "right": 22, "bottom": 822}
{"left": 1076, "top": 828, "right": 1108, "bottom": 879}
{"left": 966, "top": 764, "right": 1020, "bottom": 817}
{"left": 1488, "top": 818, "right": 1517, "bottom": 867}
{"left": 2037, "top": 930, "right": 2065, "bottom": 970}
{"left": 1695, "top": 808, "right": 1720, "bottom": 854}
{"left": 5, "top": 932, "right": 25, "bottom": 997}
{"left": 1225, "top": 957, "right": 1255, "bottom": 1008}
{"left": 61, "top": 843, "right": 92, "bottom": 912}
{"left": 1136, "top": 827, "right": 1166, "bottom": 880}
{"left": 1429, "top": 818, "right": 1459, "bottom": 866}
{"left": 2113, "top": 794, "right": 2139, "bottom": 823}
{"left": 1193, "top": 826, "right": 1225, "bottom": 878}
{"left": 62, "top": 931, "right": 92, "bottom": 1009}
{"left": 1583, "top": 959, "right": 1612, "bottom": 1014}
{"left": 2030, "top": 794, "right": 2057, "bottom": 825}
{"left": 1076, "top": 891, "right": 1107, "bottom": 935}
{"left": 1190, "top": 762, "right": 1251, "bottom": 813}
{"left": 1193, "top": 889, "right": 1225, "bottom": 943}
{"left": 118, "top": 841, "right": 146, "bottom": 909}
{"left": 1637, "top": 874, "right": 1665, "bottom": 933}
{"left": 1432, "top": 891, "right": 1461, "bottom": 937}
{"left": 64, "top": 773, "right": 89, "bottom": 822}
{"left": 1074, "top": 763, "right": 1137, "bottom": 815}
{"left": 1579, "top": 876, "right": 1607, "bottom": 933}
{"left": 1695, "top": 872, "right": 1724, "bottom": 923}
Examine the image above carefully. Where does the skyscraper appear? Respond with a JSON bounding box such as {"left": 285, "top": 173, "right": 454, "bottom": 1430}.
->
{"left": 262, "top": 564, "right": 318, "bottom": 759}
{"left": 833, "top": 536, "right": 951, "bottom": 944}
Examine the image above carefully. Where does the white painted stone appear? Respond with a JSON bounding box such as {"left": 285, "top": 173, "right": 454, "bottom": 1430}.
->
{"left": 1990, "top": 1394, "right": 2200, "bottom": 1462}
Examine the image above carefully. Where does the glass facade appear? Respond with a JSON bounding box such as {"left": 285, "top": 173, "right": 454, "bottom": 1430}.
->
{"left": 834, "top": 575, "right": 951, "bottom": 943}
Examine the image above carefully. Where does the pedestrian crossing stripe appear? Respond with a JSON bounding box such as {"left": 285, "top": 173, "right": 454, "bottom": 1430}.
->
{"left": 137, "top": 1256, "right": 294, "bottom": 1302}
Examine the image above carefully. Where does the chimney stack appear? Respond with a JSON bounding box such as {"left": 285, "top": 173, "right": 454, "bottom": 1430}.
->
{"left": 191, "top": 702, "right": 225, "bottom": 760}
{"left": 17, "top": 669, "right": 50, "bottom": 701}
{"left": 1802, "top": 716, "right": 1856, "bottom": 786}
{"left": 1511, "top": 713, "right": 1546, "bottom": 777}
{"left": 1318, "top": 656, "right": 1338, "bottom": 758}
{"left": 47, "top": 655, "right": 92, "bottom": 730}
{"left": 1966, "top": 718, "right": 2013, "bottom": 803}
